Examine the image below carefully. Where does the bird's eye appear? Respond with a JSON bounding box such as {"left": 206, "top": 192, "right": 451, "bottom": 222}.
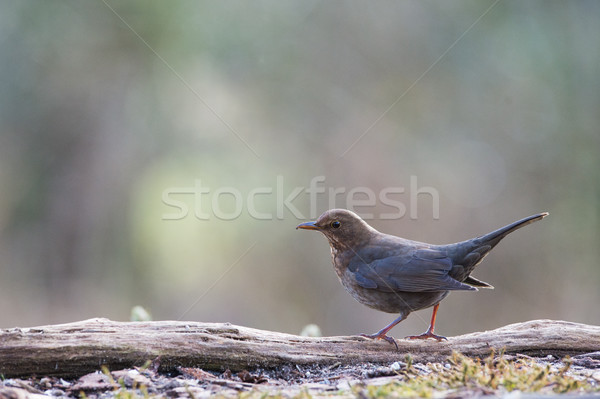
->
{"left": 330, "top": 221, "right": 341, "bottom": 229}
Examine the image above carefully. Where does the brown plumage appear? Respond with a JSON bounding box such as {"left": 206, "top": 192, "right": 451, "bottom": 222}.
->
{"left": 297, "top": 209, "right": 548, "bottom": 348}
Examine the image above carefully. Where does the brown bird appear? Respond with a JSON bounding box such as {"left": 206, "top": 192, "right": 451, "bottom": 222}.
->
{"left": 296, "top": 209, "right": 548, "bottom": 348}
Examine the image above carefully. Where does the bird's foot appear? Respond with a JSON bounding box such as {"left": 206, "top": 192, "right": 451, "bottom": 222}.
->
{"left": 405, "top": 331, "right": 447, "bottom": 341}
{"left": 359, "top": 332, "right": 399, "bottom": 350}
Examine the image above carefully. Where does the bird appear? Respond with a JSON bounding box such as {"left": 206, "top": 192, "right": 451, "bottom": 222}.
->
{"left": 296, "top": 209, "right": 548, "bottom": 348}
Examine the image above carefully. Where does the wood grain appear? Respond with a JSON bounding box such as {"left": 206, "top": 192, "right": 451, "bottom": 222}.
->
{"left": 1, "top": 318, "right": 598, "bottom": 378}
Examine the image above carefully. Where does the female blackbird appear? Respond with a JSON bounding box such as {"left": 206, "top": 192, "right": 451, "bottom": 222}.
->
{"left": 297, "top": 209, "right": 548, "bottom": 348}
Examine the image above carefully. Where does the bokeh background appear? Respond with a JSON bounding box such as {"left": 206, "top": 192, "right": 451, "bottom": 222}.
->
{"left": 1, "top": 1, "right": 598, "bottom": 337}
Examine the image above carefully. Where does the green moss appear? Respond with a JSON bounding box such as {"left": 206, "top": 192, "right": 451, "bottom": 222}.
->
{"left": 352, "top": 351, "right": 598, "bottom": 398}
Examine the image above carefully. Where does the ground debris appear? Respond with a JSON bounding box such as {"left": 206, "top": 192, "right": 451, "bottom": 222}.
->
{"left": 572, "top": 351, "right": 600, "bottom": 369}
{"left": 1, "top": 351, "right": 599, "bottom": 398}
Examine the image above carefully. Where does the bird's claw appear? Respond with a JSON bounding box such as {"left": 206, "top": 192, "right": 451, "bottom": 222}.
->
{"left": 405, "top": 331, "right": 447, "bottom": 341}
{"left": 359, "top": 332, "right": 399, "bottom": 350}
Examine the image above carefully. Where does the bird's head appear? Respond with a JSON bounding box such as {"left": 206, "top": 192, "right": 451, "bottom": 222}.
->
{"left": 296, "top": 209, "right": 377, "bottom": 250}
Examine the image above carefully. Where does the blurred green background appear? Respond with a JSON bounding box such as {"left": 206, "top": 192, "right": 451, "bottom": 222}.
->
{"left": 1, "top": 1, "right": 598, "bottom": 337}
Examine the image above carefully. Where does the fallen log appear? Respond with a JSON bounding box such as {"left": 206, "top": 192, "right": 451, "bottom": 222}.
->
{"left": 1, "top": 318, "right": 598, "bottom": 378}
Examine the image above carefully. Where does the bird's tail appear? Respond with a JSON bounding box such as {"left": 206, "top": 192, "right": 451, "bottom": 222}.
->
{"left": 476, "top": 212, "right": 549, "bottom": 248}
{"left": 446, "top": 212, "right": 548, "bottom": 284}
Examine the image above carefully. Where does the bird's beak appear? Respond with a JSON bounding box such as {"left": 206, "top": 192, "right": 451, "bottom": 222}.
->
{"left": 296, "top": 221, "right": 319, "bottom": 230}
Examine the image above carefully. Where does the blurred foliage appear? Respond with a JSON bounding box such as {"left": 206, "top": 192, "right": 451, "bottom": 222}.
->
{"left": 0, "top": 1, "right": 598, "bottom": 336}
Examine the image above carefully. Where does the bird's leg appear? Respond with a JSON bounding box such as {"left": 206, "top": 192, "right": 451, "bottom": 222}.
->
{"left": 359, "top": 313, "right": 407, "bottom": 350}
{"left": 406, "top": 303, "right": 447, "bottom": 341}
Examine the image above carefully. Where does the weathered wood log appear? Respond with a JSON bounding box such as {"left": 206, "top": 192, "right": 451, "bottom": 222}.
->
{"left": 1, "top": 318, "right": 598, "bottom": 378}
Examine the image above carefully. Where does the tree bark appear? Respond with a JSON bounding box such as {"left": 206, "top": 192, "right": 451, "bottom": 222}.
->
{"left": 1, "top": 318, "right": 598, "bottom": 378}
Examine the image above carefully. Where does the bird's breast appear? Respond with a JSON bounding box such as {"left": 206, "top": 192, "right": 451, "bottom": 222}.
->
{"left": 329, "top": 246, "right": 353, "bottom": 279}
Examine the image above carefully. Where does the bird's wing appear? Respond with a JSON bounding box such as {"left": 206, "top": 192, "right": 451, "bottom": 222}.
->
{"left": 349, "top": 248, "right": 477, "bottom": 293}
